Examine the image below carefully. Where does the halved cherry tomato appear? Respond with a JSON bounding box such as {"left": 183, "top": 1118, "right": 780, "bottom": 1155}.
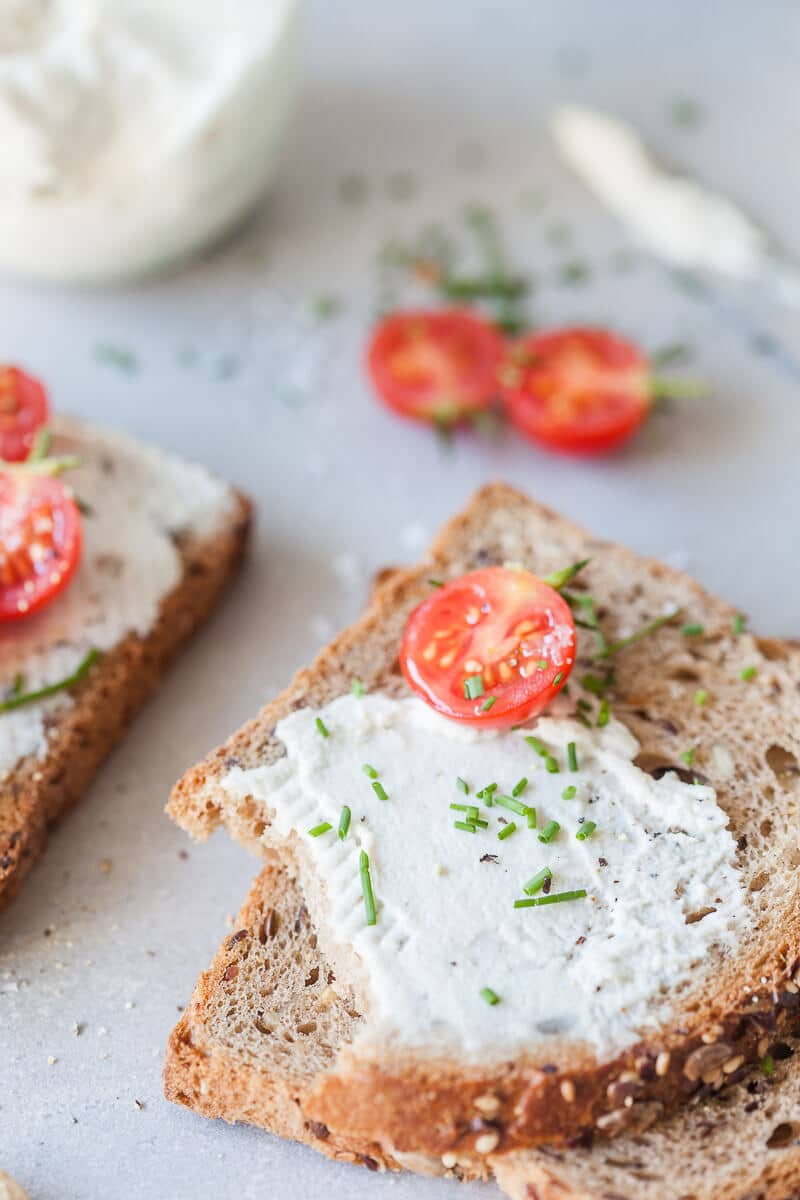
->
{"left": 0, "top": 473, "right": 82, "bottom": 620}
{"left": 499, "top": 328, "right": 650, "bottom": 455}
{"left": 400, "top": 567, "right": 576, "bottom": 728}
{"left": 0, "top": 367, "right": 49, "bottom": 462}
{"left": 367, "top": 309, "right": 505, "bottom": 423}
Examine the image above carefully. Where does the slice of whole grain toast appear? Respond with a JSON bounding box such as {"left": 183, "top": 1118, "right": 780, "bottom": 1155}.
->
{"left": 167, "top": 483, "right": 800, "bottom": 1158}
{"left": 165, "top": 862, "right": 800, "bottom": 1198}
{"left": 0, "top": 417, "right": 251, "bottom": 909}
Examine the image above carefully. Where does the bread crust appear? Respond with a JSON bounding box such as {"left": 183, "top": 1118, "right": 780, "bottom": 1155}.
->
{"left": 167, "top": 483, "right": 800, "bottom": 1156}
{"left": 0, "top": 492, "right": 251, "bottom": 909}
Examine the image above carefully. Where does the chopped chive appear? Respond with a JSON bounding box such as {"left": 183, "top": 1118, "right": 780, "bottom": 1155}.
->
{"left": 308, "top": 821, "right": 332, "bottom": 837}
{"left": 457, "top": 776, "right": 469, "bottom": 795}
{"left": 576, "top": 821, "right": 597, "bottom": 841}
{"left": 480, "top": 986, "right": 500, "bottom": 1006}
{"left": 525, "top": 735, "right": 548, "bottom": 756}
{"left": 523, "top": 866, "right": 552, "bottom": 895}
{"left": 538, "top": 820, "right": 560, "bottom": 844}
{"left": 498, "top": 822, "right": 517, "bottom": 841}
{"left": 526, "top": 807, "right": 537, "bottom": 829}
{"left": 476, "top": 782, "right": 498, "bottom": 800}
{"left": 472, "top": 818, "right": 489, "bottom": 829}
{"left": 0, "top": 648, "right": 101, "bottom": 714}
{"left": 338, "top": 807, "right": 351, "bottom": 840}
{"left": 465, "top": 805, "right": 480, "bottom": 822}
{"left": 537, "top": 658, "right": 548, "bottom": 670}
{"left": 481, "top": 696, "right": 497, "bottom": 712}
{"left": 359, "top": 850, "right": 377, "bottom": 926}
{"left": 567, "top": 742, "right": 578, "bottom": 772}
{"left": 597, "top": 699, "right": 610, "bottom": 727}
{"left": 561, "top": 785, "right": 577, "bottom": 800}
{"left": 514, "top": 889, "right": 587, "bottom": 908}
{"left": 581, "top": 673, "right": 607, "bottom": 697}
{"left": 762, "top": 1053, "right": 775, "bottom": 1077}
{"left": 732, "top": 613, "right": 746, "bottom": 636}
{"left": 681, "top": 747, "right": 696, "bottom": 766}
{"left": 569, "top": 593, "right": 608, "bottom": 656}
{"left": 428, "top": 578, "right": 445, "bottom": 588}
{"left": 576, "top": 698, "right": 592, "bottom": 712}
{"left": 740, "top": 665, "right": 757, "bottom": 681}
{"left": 694, "top": 688, "right": 708, "bottom": 706}
{"left": 372, "top": 781, "right": 389, "bottom": 801}
{"left": 543, "top": 559, "right": 591, "bottom": 590}
{"left": 350, "top": 677, "right": 366, "bottom": 697}
{"left": 511, "top": 776, "right": 528, "bottom": 797}
{"left": 600, "top": 609, "right": 683, "bottom": 658}
{"left": 553, "top": 671, "right": 564, "bottom": 685}
{"left": 362, "top": 763, "right": 378, "bottom": 779}
{"left": 681, "top": 622, "right": 705, "bottom": 637}
{"left": 495, "top": 794, "right": 529, "bottom": 817}
{"left": 545, "top": 755, "right": 559, "bottom": 774}
{"left": 454, "top": 820, "right": 478, "bottom": 833}
{"left": 450, "top": 803, "right": 469, "bottom": 812}
{"left": 464, "top": 674, "right": 484, "bottom": 700}
{"left": 315, "top": 717, "right": 330, "bottom": 738}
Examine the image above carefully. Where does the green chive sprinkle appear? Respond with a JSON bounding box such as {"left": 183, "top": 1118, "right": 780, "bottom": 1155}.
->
{"left": 514, "top": 889, "right": 587, "bottom": 908}
{"left": 526, "top": 807, "right": 537, "bottom": 829}
{"left": 338, "top": 807, "right": 351, "bottom": 840}
{"left": 362, "top": 763, "right": 378, "bottom": 779}
{"left": 537, "top": 658, "right": 548, "bottom": 670}
{"left": 359, "top": 850, "right": 377, "bottom": 926}
{"left": 481, "top": 696, "right": 497, "bottom": 712}
{"left": 477, "top": 782, "right": 498, "bottom": 801}
{"left": 597, "top": 699, "right": 610, "bottom": 727}
{"left": 545, "top": 755, "right": 559, "bottom": 774}
{"left": 762, "top": 1053, "right": 775, "bottom": 1077}
{"left": 681, "top": 747, "right": 696, "bottom": 766}
{"left": 512, "top": 776, "right": 528, "bottom": 797}
{"left": 576, "top": 698, "right": 592, "bottom": 712}
{"left": 601, "top": 609, "right": 682, "bottom": 658}
{"left": 454, "top": 820, "right": 477, "bottom": 833}
{"left": 372, "top": 781, "right": 389, "bottom": 801}
{"left": 553, "top": 671, "right": 564, "bottom": 685}
{"left": 538, "top": 820, "right": 560, "bottom": 844}
{"left": 495, "top": 794, "right": 529, "bottom": 817}
{"left": 498, "top": 822, "right": 517, "bottom": 841}
{"left": 428, "top": 578, "right": 445, "bottom": 588}
{"left": 581, "top": 673, "right": 607, "bottom": 696}
{"left": 576, "top": 821, "right": 596, "bottom": 841}
{"left": 450, "top": 803, "right": 469, "bottom": 812}
{"left": 562, "top": 785, "right": 577, "bottom": 800}
{"left": 457, "top": 776, "right": 469, "bottom": 795}
{"left": 308, "top": 822, "right": 332, "bottom": 838}
{"left": 0, "top": 648, "right": 101, "bottom": 715}
{"left": 464, "top": 674, "right": 484, "bottom": 700}
{"left": 315, "top": 717, "right": 330, "bottom": 738}
{"left": 351, "top": 678, "right": 366, "bottom": 697}
{"left": 480, "top": 987, "right": 500, "bottom": 1006}
{"left": 523, "top": 866, "right": 552, "bottom": 895}
{"left": 567, "top": 742, "right": 578, "bottom": 772}
{"left": 543, "top": 559, "right": 591, "bottom": 590}
{"left": 694, "top": 688, "right": 709, "bottom": 706}
{"left": 525, "top": 736, "right": 547, "bottom": 757}
{"left": 740, "top": 665, "right": 757, "bottom": 681}
{"left": 732, "top": 613, "right": 746, "bottom": 636}
{"left": 472, "top": 818, "right": 489, "bottom": 829}
{"left": 466, "top": 806, "right": 479, "bottom": 822}
{"left": 681, "top": 622, "right": 705, "bottom": 637}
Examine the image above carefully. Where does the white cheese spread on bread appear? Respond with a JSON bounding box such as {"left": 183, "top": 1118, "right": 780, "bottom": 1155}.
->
{"left": 222, "top": 692, "right": 748, "bottom": 1059}
{"left": 0, "top": 416, "right": 237, "bottom": 777}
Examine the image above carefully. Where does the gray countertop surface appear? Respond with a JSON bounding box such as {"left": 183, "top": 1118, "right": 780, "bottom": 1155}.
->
{"left": 1, "top": 2, "right": 798, "bottom": 1196}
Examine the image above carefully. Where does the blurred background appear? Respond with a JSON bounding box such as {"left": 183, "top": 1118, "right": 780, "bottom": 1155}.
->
{"left": 1, "top": 2, "right": 798, "bottom": 1197}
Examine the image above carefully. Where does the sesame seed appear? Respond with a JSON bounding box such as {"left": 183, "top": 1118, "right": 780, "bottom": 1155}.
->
{"left": 441, "top": 1152, "right": 458, "bottom": 1169}
{"left": 655, "top": 1051, "right": 671, "bottom": 1077}
{"left": 475, "top": 1131, "right": 500, "bottom": 1155}
{"left": 473, "top": 1093, "right": 501, "bottom": 1118}
{"left": 560, "top": 1079, "right": 576, "bottom": 1103}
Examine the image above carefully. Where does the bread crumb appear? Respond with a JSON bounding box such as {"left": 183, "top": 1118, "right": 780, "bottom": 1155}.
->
{"left": 47, "top": 1055, "right": 57, "bottom": 1066}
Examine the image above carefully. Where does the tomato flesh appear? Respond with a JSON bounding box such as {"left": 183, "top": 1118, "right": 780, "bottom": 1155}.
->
{"left": 0, "top": 474, "right": 82, "bottom": 620}
{"left": 0, "top": 367, "right": 50, "bottom": 462}
{"left": 400, "top": 567, "right": 576, "bottom": 728}
{"left": 500, "top": 328, "right": 650, "bottom": 455}
{"left": 367, "top": 309, "right": 505, "bottom": 423}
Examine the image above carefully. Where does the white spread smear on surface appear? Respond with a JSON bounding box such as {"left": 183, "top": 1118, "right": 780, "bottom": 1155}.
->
{"left": 0, "top": 415, "right": 236, "bottom": 777}
{"left": 551, "top": 104, "right": 769, "bottom": 277}
{"left": 222, "top": 692, "right": 748, "bottom": 1060}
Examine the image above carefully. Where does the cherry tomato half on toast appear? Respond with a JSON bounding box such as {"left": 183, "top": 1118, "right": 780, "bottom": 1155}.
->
{"left": 0, "top": 473, "right": 82, "bottom": 620}
{"left": 400, "top": 566, "right": 576, "bottom": 728}
{"left": 367, "top": 309, "right": 505, "bottom": 423}
{"left": 0, "top": 367, "right": 50, "bottom": 462}
{"left": 499, "top": 328, "right": 650, "bottom": 455}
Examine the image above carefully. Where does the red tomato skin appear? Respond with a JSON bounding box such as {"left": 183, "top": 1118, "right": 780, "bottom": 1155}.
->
{"left": 366, "top": 309, "right": 506, "bottom": 423}
{"left": 501, "top": 328, "right": 650, "bottom": 456}
{"left": 0, "top": 475, "right": 82, "bottom": 621}
{"left": 0, "top": 367, "right": 50, "bottom": 462}
{"left": 400, "top": 567, "right": 576, "bottom": 729}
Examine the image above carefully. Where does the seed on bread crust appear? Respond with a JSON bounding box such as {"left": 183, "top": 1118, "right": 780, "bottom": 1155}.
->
{"left": 596, "top": 1100, "right": 663, "bottom": 1135}
{"left": 560, "top": 1080, "right": 576, "bottom": 1103}
{"left": 655, "top": 1051, "right": 671, "bottom": 1077}
{"left": 684, "top": 1042, "right": 733, "bottom": 1082}
{"left": 475, "top": 1131, "right": 500, "bottom": 1154}
{"left": 473, "top": 1092, "right": 501, "bottom": 1118}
